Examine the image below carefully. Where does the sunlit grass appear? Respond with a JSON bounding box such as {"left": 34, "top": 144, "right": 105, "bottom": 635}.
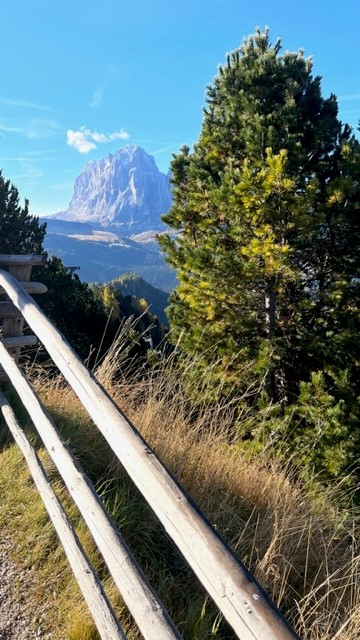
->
{"left": 0, "top": 333, "right": 359, "bottom": 639}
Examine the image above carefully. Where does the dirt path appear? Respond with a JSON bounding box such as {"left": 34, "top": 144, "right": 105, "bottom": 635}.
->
{"left": 0, "top": 534, "right": 49, "bottom": 639}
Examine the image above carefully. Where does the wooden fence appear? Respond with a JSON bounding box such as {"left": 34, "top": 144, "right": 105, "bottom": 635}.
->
{"left": 0, "top": 255, "right": 300, "bottom": 640}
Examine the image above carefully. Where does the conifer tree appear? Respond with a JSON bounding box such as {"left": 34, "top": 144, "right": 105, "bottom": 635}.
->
{"left": 0, "top": 170, "right": 46, "bottom": 254}
{"left": 159, "top": 29, "right": 360, "bottom": 405}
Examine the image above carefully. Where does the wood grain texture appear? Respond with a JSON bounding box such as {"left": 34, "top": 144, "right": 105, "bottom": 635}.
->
{"left": 1, "top": 263, "right": 33, "bottom": 369}
{"left": 2, "top": 335, "right": 37, "bottom": 348}
{"left": 0, "top": 281, "right": 47, "bottom": 295}
{"left": 0, "top": 390, "right": 126, "bottom": 640}
{"left": 0, "top": 268, "right": 300, "bottom": 640}
{"left": 0, "top": 341, "right": 182, "bottom": 640}
{"left": 0, "top": 302, "right": 23, "bottom": 318}
{"left": 0, "top": 255, "right": 46, "bottom": 266}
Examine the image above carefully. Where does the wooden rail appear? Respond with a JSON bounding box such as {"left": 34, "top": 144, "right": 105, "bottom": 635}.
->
{"left": 0, "top": 344, "right": 180, "bottom": 640}
{"left": 0, "top": 390, "right": 126, "bottom": 640}
{"left": 0, "top": 260, "right": 300, "bottom": 640}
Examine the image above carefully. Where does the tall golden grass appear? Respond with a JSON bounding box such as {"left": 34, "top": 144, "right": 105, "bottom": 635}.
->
{"left": 0, "top": 328, "right": 359, "bottom": 639}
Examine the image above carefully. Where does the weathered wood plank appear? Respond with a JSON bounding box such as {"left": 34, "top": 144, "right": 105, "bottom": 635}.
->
{"left": 8, "top": 264, "right": 33, "bottom": 281}
{"left": 0, "top": 341, "right": 182, "bottom": 640}
{"left": 0, "top": 302, "right": 22, "bottom": 318}
{"left": 0, "top": 390, "right": 126, "bottom": 640}
{"left": 0, "top": 282, "right": 47, "bottom": 295}
{"left": 0, "top": 254, "right": 46, "bottom": 266}
{"left": 1, "top": 264, "right": 35, "bottom": 363}
{"left": 0, "top": 268, "right": 299, "bottom": 640}
{"left": 2, "top": 335, "right": 37, "bottom": 348}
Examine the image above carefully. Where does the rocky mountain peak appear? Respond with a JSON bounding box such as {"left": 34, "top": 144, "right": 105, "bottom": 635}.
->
{"left": 55, "top": 145, "right": 171, "bottom": 232}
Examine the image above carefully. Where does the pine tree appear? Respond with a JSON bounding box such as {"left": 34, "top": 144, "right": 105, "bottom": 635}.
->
{"left": 37, "top": 257, "right": 111, "bottom": 361}
{"left": 101, "top": 284, "right": 120, "bottom": 319}
{"left": 0, "top": 170, "right": 46, "bottom": 254}
{"left": 158, "top": 28, "right": 360, "bottom": 405}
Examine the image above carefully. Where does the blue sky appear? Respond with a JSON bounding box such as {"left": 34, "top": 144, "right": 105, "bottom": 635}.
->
{"left": 0, "top": 0, "right": 359, "bottom": 217}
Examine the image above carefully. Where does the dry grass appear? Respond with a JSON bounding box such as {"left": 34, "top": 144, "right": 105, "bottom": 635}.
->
{"left": 0, "top": 333, "right": 359, "bottom": 639}
{"left": 94, "top": 345, "right": 360, "bottom": 639}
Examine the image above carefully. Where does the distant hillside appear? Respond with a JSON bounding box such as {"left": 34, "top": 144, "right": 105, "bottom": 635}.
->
{"left": 42, "top": 218, "right": 177, "bottom": 292}
{"left": 110, "top": 273, "right": 169, "bottom": 326}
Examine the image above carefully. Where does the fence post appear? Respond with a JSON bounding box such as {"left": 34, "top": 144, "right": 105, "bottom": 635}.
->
{"left": 0, "top": 255, "right": 46, "bottom": 380}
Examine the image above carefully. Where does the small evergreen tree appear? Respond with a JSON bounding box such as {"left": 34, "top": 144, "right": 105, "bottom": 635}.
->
{"left": 0, "top": 170, "right": 46, "bottom": 254}
{"left": 37, "top": 257, "right": 111, "bottom": 361}
{"left": 159, "top": 29, "right": 360, "bottom": 408}
{"left": 101, "top": 284, "right": 120, "bottom": 319}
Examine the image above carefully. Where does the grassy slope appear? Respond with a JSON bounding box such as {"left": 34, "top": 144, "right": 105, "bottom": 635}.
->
{"left": 0, "top": 349, "right": 359, "bottom": 639}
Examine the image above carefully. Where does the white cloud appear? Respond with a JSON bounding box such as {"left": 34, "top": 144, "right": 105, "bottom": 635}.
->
{"left": 8, "top": 156, "right": 48, "bottom": 182}
{"left": 26, "top": 119, "right": 59, "bottom": 139}
{"left": 19, "top": 158, "right": 44, "bottom": 178}
{"left": 22, "top": 149, "right": 55, "bottom": 157}
{"left": 66, "top": 130, "right": 97, "bottom": 153}
{"left": 90, "top": 86, "right": 105, "bottom": 110}
{"left": 0, "top": 118, "right": 59, "bottom": 139}
{"left": 0, "top": 97, "right": 51, "bottom": 111}
{"left": 91, "top": 130, "right": 129, "bottom": 143}
{"left": 90, "top": 65, "right": 116, "bottom": 109}
{"left": 66, "top": 126, "right": 130, "bottom": 153}
{"left": 0, "top": 123, "right": 24, "bottom": 135}
{"left": 151, "top": 144, "right": 178, "bottom": 156}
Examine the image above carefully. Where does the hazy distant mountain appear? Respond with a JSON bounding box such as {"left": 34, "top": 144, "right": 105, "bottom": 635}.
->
{"left": 54, "top": 145, "right": 171, "bottom": 233}
{"left": 43, "top": 218, "right": 177, "bottom": 292}
{"left": 43, "top": 146, "right": 176, "bottom": 290}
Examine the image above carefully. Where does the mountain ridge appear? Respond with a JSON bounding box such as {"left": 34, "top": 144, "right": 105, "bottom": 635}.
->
{"left": 54, "top": 145, "right": 171, "bottom": 233}
{"left": 42, "top": 217, "right": 177, "bottom": 292}
{"left": 42, "top": 145, "right": 176, "bottom": 291}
